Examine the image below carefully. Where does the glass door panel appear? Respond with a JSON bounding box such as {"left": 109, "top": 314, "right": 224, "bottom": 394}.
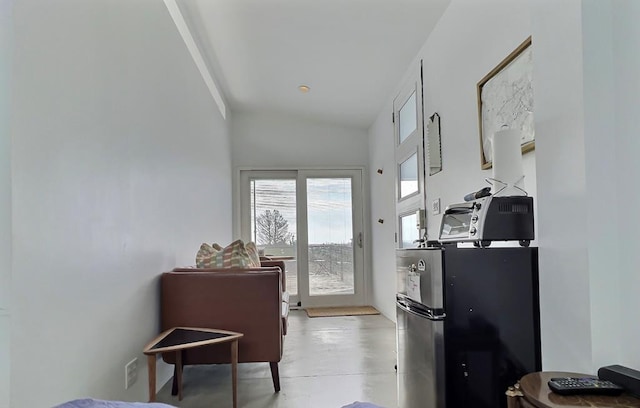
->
{"left": 247, "top": 177, "right": 298, "bottom": 297}
{"left": 399, "top": 151, "right": 419, "bottom": 199}
{"left": 400, "top": 212, "right": 419, "bottom": 248}
{"left": 241, "top": 169, "right": 364, "bottom": 308}
{"left": 306, "top": 178, "right": 354, "bottom": 296}
{"left": 399, "top": 90, "right": 417, "bottom": 144}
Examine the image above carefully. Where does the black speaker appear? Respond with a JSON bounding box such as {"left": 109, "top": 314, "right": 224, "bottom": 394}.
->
{"left": 598, "top": 365, "right": 640, "bottom": 397}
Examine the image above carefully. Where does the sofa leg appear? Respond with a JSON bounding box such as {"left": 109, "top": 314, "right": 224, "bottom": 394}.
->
{"left": 269, "top": 362, "right": 281, "bottom": 392}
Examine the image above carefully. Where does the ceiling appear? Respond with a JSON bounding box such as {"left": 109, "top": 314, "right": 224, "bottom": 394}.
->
{"left": 179, "top": 0, "right": 451, "bottom": 129}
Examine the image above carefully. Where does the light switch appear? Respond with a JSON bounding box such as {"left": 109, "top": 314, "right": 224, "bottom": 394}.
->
{"left": 432, "top": 198, "right": 441, "bottom": 215}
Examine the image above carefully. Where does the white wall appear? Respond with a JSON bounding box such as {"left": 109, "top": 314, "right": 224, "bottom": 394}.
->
{"left": 613, "top": 0, "right": 640, "bottom": 368}
{"left": 0, "top": 1, "right": 12, "bottom": 405}
{"left": 530, "top": 0, "right": 592, "bottom": 373}
{"left": 231, "top": 111, "right": 369, "bottom": 169}
{"left": 578, "top": 0, "right": 640, "bottom": 370}
{"left": 532, "top": 0, "right": 640, "bottom": 372}
{"left": 11, "top": 1, "right": 232, "bottom": 406}
{"left": 0, "top": 0, "right": 11, "bottom": 311}
{"left": 582, "top": 0, "right": 619, "bottom": 371}
{"left": 368, "top": 0, "right": 536, "bottom": 321}
{"left": 367, "top": 110, "right": 397, "bottom": 319}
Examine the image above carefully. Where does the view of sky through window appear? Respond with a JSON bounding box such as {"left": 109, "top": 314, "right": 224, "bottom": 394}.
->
{"left": 250, "top": 178, "right": 352, "bottom": 245}
{"left": 307, "top": 178, "right": 352, "bottom": 245}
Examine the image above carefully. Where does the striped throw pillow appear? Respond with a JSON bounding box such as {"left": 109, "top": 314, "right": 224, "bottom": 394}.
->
{"left": 245, "top": 241, "right": 261, "bottom": 267}
{"left": 195, "top": 240, "right": 260, "bottom": 268}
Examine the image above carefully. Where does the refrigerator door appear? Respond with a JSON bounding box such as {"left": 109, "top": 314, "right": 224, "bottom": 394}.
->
{"left": 443, "top": 246, "right": 541, "bottom": 408}
{"left": 396, "top": 248, "right": 444, "bottom": 310}
{"left": 396, "top": 299, "right": 445, "bottom": 408}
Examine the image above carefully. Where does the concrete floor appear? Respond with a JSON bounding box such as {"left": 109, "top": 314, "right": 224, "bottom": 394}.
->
{"left": 155, "top": 310, "right": 398, "bottom": 408}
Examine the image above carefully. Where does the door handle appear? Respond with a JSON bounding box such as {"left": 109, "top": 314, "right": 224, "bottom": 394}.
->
{"left": 357, "top": 232, "right": 363, "bottom": 248}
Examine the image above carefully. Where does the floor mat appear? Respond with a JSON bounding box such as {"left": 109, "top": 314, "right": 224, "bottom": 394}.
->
{"left": 305, "top": 306, "right": 380, "bottom": 318}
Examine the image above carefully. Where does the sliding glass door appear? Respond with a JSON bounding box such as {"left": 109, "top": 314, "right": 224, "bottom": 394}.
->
{"left": 241, "top": 171, "right": 299, "bottom": 301}
{"left": 240, "top": 169, "right": 364, "bottom": 308}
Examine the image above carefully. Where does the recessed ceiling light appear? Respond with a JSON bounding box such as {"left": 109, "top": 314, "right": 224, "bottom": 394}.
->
{"left": 298, "top": 85, "right": 310, "bottom": 93}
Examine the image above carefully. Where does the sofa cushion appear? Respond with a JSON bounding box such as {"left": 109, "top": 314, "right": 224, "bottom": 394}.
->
{"left": 196, "top": 239, "right": 262, "bottom": 268}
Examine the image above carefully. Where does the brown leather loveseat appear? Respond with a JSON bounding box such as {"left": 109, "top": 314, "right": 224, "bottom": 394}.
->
{"left": 160, "top": 260, "right": 289, "bottom": 393}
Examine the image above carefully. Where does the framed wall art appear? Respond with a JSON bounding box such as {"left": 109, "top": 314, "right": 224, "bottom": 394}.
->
{"left": 477, "top": 36, "right": 534, "bottom": 170}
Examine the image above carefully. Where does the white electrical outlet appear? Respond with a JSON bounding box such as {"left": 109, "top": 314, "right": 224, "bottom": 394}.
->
{"left": 432, "top": 198, "right": 441, "bottom": 215}
{"left": 125, "top": 358, "right": 138, "bottom": 389}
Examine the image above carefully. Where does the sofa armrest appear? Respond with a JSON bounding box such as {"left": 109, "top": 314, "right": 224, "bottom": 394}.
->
{"left": 256, "top": 261, "right": 289, "bottom": 334}
{"left": 259, "top": 260, "right": 286, "bottom": 292}
{"left": 161, "top": 268, "right": 283, "bottom": 364}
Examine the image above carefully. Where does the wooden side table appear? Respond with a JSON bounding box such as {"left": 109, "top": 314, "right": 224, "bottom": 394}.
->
{"left": 143, "top": 327, "right": 243, "bottom": 408}
{"left": 507, "top": 371, "right": 640, "bottom": 408}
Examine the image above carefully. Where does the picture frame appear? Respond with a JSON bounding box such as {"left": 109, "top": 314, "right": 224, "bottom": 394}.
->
{"left": 477, "top": 36, "right": 534, "bottom": 170}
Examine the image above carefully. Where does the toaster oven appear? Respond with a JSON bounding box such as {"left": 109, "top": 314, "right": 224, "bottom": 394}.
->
{"left": 438, "top": 195, "right": 534, "bottom": 247}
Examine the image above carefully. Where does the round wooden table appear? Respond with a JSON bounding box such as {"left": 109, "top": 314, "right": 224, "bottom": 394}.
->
{"left": 513, "top": 371, "right": 640, "bottom": 408}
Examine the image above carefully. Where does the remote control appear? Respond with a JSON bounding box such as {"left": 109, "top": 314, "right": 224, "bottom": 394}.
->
{"left": 548, "top": 377, "right": 625, "bottom": 396}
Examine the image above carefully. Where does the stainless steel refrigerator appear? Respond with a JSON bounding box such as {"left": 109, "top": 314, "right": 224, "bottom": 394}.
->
{"left": 396, "top": 246, "right": 541, "bottom": 408}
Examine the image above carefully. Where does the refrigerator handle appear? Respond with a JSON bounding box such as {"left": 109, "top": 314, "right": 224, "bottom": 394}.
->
{"left": 396, "top": 299, "right": 444, "bottom": 320}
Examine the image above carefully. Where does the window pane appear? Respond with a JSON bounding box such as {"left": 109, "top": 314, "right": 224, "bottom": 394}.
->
{"left": 400, "top": 213, "right": 419, "bottom": 248}
{"left": 400, "top": 152, "right": 419, "bottom": 198}
{"left": 307, "top": 178, "right": 354, "bottom": 296}
{"left": 250, "top": 179, "right": 298, "bottom": 296}
{"left": 399, "top": 91, "right": 417, "bottom": 144}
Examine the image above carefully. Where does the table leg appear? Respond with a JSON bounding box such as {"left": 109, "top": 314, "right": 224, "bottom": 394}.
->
{"left": 147, "top": 354, "right": 156, "bottom": 402}
{"left": 171, "top": 365, "right": 178, "bottom": 396}
{"left": 176, "top": 350, "right": 183, "bottom": 401}
{"left": 231, "top": 340, "right": 238, "bottom": 408}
